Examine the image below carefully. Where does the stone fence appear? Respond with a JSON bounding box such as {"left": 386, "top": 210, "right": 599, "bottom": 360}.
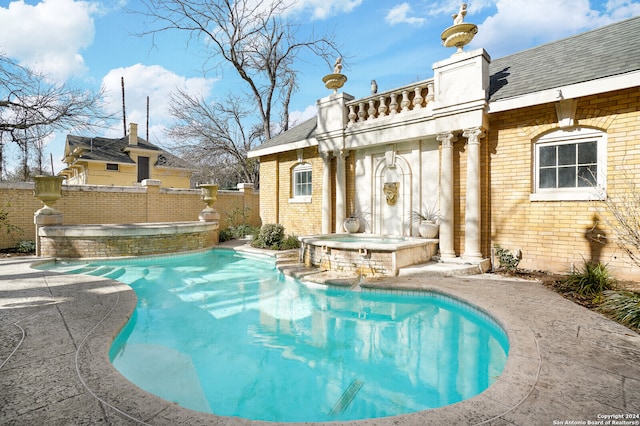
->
{"left": 0, "top": 180, "right": 260, "bottom": 250}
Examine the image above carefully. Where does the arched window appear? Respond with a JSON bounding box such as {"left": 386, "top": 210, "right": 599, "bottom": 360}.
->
{"left": 292, "top": 163, "right": 312, "bottom": 198}
{"left": 531, "top": 128, "right": 606, "bottom": 201}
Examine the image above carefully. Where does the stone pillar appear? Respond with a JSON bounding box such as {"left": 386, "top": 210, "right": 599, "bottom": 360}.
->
{"left": 142, "top": 179, "right": 161, "bottom": 222}
{"left": 463, "top": 127, "right": 484, "bottom": 260}
{"left": 237, "top": 183, "right": 253, "bottom": 193}
{"left": 335, "top": 149, "right": 349, "bottom": 233}
{"left": 437, "top": 132, "right": 457, "bottom": 259}
{"left": 320, "top": 151, "right": 333, "bottom": 234}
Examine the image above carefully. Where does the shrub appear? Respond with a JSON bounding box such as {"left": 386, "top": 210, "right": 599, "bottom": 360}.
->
{"left": 250, "top": 224, "right": 299, "bottom": 250}
{"left": 251, "top": 224, "right": 282, "bottom": 249}
{"left": 279, "top": 234, "right": 300, "bottom": 250}
{"left": 563, "top": 259, "right": 614, "bottom": 298}
{"left": 494, "top": 245, "right": 521, "bottom": 273}
{"left": 16, "top": 240, "right": 35, "bottom": 253}
{"left": 219, "top": 228, "right": 234, "bottom": 242}
{"left": 256, "top": 224, "right": 284, "bottom": 248}
{"left": 1, "top": 201, "right": 22, "bottom": 237}
{"left": 600, "top": 291, "right": 640, "bottom": 331}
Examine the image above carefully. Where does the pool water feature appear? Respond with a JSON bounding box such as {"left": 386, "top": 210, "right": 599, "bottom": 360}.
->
{"left": 42, "top": 249, "right": 509, "bottom": 423}
{"left": 299, "top": 234, "right": 439, "bottom": 276}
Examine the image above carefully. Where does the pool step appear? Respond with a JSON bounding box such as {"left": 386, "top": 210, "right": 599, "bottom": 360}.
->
{"left": 329, "top": 379, "right": 364, "bottom": 416}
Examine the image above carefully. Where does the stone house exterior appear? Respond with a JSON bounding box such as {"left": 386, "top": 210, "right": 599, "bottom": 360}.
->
{"left": 248, "top": 17, "right": 640, "bottom": 280}
{"left": 59, "top": 123, "right": 193, "bottom": 188}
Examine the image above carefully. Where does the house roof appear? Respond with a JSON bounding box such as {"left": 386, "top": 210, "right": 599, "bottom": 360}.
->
{"left": 251, "top": 117, "right": 317, "bottom": 154}
{"left": 488, "top": 16, "right": 640, "bottom": 101}
{"left": 250, "top": 16, "right": 640, "bottom": 156}
{"left": 64, "top": 135, "right": 191, "bottom": 169}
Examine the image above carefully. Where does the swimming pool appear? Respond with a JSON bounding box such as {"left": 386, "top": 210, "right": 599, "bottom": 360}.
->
{"left": 42, "top": 249, "right": 509, "bottom": 422}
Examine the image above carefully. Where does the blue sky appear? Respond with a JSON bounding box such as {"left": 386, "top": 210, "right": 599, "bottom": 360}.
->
{"left": 1, "top": 0, "right": 639, "bottom": 175}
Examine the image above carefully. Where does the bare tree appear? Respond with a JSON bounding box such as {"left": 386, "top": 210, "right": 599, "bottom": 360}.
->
{"left": 136, "top": 0, "right": 341, "bottom": 140}
{"left": 598, "top": 174, "right": 640, "bottom": 268}
{"left": 0, "top": 55, "right": 112, "bottom": 180}
{"left": 167, "top": 89, "right": 261, "bottom": 186}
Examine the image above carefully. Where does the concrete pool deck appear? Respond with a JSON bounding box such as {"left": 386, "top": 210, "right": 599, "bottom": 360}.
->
{"left": 1, "top": 248, "right": 639, "bottom": 425}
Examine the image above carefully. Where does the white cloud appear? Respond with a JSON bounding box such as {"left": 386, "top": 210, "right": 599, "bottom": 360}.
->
{"left": 101, "top": 64, "right": 217, "bottom": 142}
{"left": 289, "top": 104, "right": 317, "bottom": 128}
{"left": 0, "top": 0, "right": 99, "bottom": 81}
{"left": 604, "top": 0, "right": 640, "bottom": 19}
{"left": 470, "top": 0, "right": 640, "bottom": 57}
{"left": 425, "top": 0, "right": 496, "bottom": 17}
{"left": 386, "top": 3, "right": 426, "bottom": 26}
{"left": 285, "top": 0, "right": 363, "bottom": 20}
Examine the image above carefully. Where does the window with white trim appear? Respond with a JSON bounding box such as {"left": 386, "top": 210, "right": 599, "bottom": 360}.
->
{"left": 531, "top": 128, "right": 606, "bottom": 201}
{"left": 292, "top": 163, "right": 312, "bottom": 200}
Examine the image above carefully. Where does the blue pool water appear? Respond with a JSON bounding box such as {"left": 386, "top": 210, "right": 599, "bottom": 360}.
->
{"left": 41, "top": 249, "right": 509, "bottom": 422}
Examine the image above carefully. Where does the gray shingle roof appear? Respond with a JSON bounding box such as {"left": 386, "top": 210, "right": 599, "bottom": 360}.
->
{"left": 489, "top": 16, "right": 640, "bottom": 101}
{"left": 253, "top": 117, "right": 317, "bottom": 152}
{"left": 65, "top": 135, "right": 190, "bottom": 169}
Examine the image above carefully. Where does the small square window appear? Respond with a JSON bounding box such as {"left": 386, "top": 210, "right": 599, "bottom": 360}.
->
{"left": 292, "top": 163, "right": 312, "bottom": 198}
{"left": 531, "top": 128, "right": 606, "bottom": 201}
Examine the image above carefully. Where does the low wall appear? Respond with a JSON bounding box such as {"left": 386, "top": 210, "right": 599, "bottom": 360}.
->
{"left": 0, "top": 181, "right": 259, "bottom": 250}
{"left": 38, "top": 222, "right": 219, "bottom": 258}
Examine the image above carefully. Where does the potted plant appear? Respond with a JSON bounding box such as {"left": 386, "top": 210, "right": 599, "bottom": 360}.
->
{"left": 343, "top": 212, "right": 361, "bottom": 233}
{"left": 410, "top": 204, "right": 439, "bottom": 238}
{"left": 343, "top": 208, "right": 369, "bottom": 233}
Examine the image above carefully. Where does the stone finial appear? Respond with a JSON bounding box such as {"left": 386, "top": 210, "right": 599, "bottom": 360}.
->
{"left": 333, "top": 57, "right": 343, "bottom": 74}
{"left": 323, "top": 57, "right": 347, "bottom": 93}
{"left": 441, "top": 3, "right": 478, "bottom": 54}
{"left": 452, "top": 3, "right": 467, "bottom": 25}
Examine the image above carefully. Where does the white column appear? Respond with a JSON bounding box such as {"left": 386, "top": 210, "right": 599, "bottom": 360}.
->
{"left": 335, "top": 149, "right": 349, "bottom": 233}
{"left": 463, "top": 127, "right": 485, "bottom": 260}
{"left": 437, "top": 132, "right": 457, "bottom": 259}
{"left": 320, "top": 151, "right": 333, "bottom": 234}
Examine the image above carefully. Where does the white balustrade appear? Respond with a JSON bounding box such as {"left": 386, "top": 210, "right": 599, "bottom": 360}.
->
{"left": 346, "top": 79, "right": 433, "bottom": 126}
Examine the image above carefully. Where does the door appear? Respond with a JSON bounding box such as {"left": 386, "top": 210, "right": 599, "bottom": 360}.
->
{"left": 137, "top": 156, "right": 149, "bottom": 182}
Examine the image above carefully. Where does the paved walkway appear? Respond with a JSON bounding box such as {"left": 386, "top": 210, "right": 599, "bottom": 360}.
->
{"left": 1, "top": 252, "right": 639, "bottom": 425}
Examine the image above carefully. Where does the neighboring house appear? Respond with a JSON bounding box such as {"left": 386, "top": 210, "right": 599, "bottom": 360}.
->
{"left": 60, "top": 123, "right": 193, "bottom": 188}
{"left": 248, "top": 16, "right": 640, "bottom": 280}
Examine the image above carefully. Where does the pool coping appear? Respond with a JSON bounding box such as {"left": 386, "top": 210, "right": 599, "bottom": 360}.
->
{"left": 2, "top": 246, "right": 639, "bottom": 425}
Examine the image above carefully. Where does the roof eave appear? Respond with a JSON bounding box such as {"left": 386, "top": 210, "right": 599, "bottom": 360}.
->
{"left": 248, "top": 138, "right": 318, "bottom": 158}
{"left": 488, "top": 70, "right": 640, "bottom": 114}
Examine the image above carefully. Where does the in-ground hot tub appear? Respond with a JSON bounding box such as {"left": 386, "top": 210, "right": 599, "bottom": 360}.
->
{"left": 299, "top": 234, "right": 438, "bottom": 277}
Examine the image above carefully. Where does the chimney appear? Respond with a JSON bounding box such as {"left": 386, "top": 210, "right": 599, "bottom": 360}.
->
{"left": 129, "top": 123, "right": 138, "bottom": 145}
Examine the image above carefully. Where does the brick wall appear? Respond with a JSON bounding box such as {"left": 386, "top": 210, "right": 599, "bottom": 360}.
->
{"left": 487, "top": 87, "right": 640, "bottom": 279}
{"left": 259, "top": 147, "right": 324, "bottom": 236}
{"left": 0, "top": 182, "right": 260, "bottom": 249}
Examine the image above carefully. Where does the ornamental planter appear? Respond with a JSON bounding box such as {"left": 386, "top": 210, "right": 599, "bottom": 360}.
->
{"left": 418, "top": 220, "right": 439, "bottom": 239}
{"left": 199, "top": 184, "right": 220, "bottom": 222}
{"left": 343, "top": 217, "right": 360, "bottom": 233}
{"left": 34, "top": 175, "right": 65, "bottom": 215}
{"left": 200, "top": 184, "right": 219, "bottom": 208}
